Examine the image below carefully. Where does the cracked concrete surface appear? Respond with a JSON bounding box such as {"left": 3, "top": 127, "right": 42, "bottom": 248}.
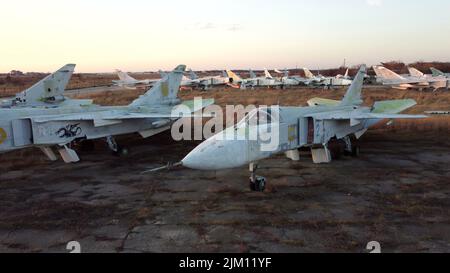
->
{"left": 0, "top": 130, "right": 449, "bottom": 253}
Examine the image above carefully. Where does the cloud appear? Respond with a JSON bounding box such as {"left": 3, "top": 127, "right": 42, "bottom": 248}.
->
{"left": 227, "top": 24, "right": 243, "bottom": 32}
{"left": 366, "top": 0, "right": 383, "bottom": 6}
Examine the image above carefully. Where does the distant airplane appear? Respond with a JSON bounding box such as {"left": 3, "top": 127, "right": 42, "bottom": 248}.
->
{"left": 226, "top": 69, "right": 283, "bottom": 89}
{"left": 301, "top": 68, "right": 352, "bottom": 87}
{"left": 180, "top": 65, "right": 426, "bottom": 191}
{"left": 1, "top": 65, "right": 214, "bottom": 163}
{"left": 373, "top": 65, "right": 447, "bottom": 90}
{"left": 188, "top": 70, "right": 231, "bottom": 90}
{"left": 112, "top": 69, "right": 159, "bottom": 89}
{"left": 430, "top": 67, "right": 450, "bottom": 78}
{"left": 273, "top": 69, "right": 302, "bottom": 88}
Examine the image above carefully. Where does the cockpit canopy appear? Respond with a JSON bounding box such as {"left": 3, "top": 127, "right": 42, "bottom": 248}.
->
{"left": 236, "top": 107, "right": 280, "bottom": 128}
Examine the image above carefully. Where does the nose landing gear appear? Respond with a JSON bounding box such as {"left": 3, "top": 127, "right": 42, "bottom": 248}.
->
{"left": 249, "top": 163, "right": 266, "bottom": 192}
{"left": 106, "top": 136, "right": 129, "bottom": 156}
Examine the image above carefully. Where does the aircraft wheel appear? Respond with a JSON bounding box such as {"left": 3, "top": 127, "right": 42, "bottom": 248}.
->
{"left": 250, "top": 176, "right": 266, "bottom": 192}
{"left": 113, "top": 146, "right": 130, "bottom": 157}
{"left": 351, "top": 145, "right": 360, "bottom": 157}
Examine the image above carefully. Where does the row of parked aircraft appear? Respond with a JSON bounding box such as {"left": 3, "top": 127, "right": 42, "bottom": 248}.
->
{"left": 373, "top": 66, "right": 450, "bottom": 90}
{"left": 0, "top": 64, "right": 427, "bottom": 191}
{"left": 112, "top": 67, "right": 354, "bottom": 90}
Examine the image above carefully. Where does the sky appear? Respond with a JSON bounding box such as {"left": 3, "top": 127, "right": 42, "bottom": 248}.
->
{"left": 1, "top": 0, "right": 450, "bottom": 73}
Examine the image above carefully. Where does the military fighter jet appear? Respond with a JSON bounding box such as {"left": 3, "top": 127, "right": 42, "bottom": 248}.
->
{"left": 300, "top": 67, "right": 352, "bottom": 87}
{"left": 112, "top": 69, "right": 159, "bottom": 89}
{"left": 373, "top": 65, "right": 447, "bottom": 90}
{"left": 430, "top": 67, "right": 450, "bottom": 78}
{"left": 0, "top": 64, "right": 213, "bottom": 163}
{"left": 1, "top": 64, "right": 92, "bottom": 108}
{"left": 180, "top": 65, "right": 426, "bottom": 191}
{"left": 226, "top": 69, "right": 283, "bottom": 89}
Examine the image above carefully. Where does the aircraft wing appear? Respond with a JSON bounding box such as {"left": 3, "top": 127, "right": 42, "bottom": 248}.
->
{"left": 307, "top": 98, "right": 341, "bottom": 107}
{"left": 33, "top": 99, "right": 215, "bottom": 124}
{"left": 306, "top": 111, "right": 427, "bottom": 120}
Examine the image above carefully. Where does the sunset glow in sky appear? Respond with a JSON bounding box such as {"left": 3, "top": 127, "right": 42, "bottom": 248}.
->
{"left": 1, "top": 0, "right": 450, "bottom": 72}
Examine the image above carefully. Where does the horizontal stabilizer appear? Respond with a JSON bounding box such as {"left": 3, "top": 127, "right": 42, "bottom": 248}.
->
{"left": 307, "top": 98, "right": 341, "bottom": 107}
{"left": 372, "top": 99, "right": 417, "bottom": 114}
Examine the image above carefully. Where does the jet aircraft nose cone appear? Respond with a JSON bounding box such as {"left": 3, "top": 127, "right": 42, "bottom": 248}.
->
{"left": 182, "top": 138, "right": 248, "bottom": 171}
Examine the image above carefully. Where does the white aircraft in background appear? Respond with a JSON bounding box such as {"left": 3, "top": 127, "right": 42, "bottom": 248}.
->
{"left": 430, "top": 67, "right": 450, "bottom": 78}
{"left": 0, "top": 64, "right": 213, "bottom": 163}
{"left": 112, "top": 69, "right": 159, "bottom": 89}
{"left": 188, "top": 70, "right": 231, "bottom": 90}
{"left": 408, "top": 67, "right": 449, "bottom": 89}
{"left": 180, "top": 65, "right": 426, "bottom": 191}
{"left": 302, "top": 67, "right": 352, "bottom": 87}
{"left": 226, "top": 69, "right": 282, "bottom": 89}
{"left": 373, "top": 65, "right": 448, "bottom": 90}
{"left": 273, "top": 69, "right": 301, "bottom": 87}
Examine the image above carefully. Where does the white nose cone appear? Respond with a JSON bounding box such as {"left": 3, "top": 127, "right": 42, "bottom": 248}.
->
{"left": 182, "top": 138, "right": 249, "bottom": 170}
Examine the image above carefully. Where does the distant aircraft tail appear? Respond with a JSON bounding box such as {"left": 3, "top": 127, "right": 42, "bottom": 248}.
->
{"left": 408, "top": 67, "right": 424, "bottom": 77}
{"left": 264, "top": 69, "right": 273, "bottom": 79}
{"left": 116, "top": 69, "right": 137, "bottom": 82}
{"left": 372, "top": 66, "right": 405, "bottom": 81}
{"left": 226, "top": 70, "right": 242, "bottom": 84}
{"left": 130, "top": 65, "right": 185, "bottom": 107}
{"left": 249, "top": 69, "right": 257, "bottom": 79}
{"left": 303, "top": 68, "right": 315, "bottom": 79}
{"left": 14, "top": 64, "right": 75, "bottom": 106}
{"left": 344, "top": 68, "right": 349, "bottom": 78}
{"left": 188, "top": 69, "right": 198, "bottom": 80}
{"left": 158, "top": 69, "right": 168, "bottom": 78}
{"left": 339, "top": 65, "right": 366, "bottom": 106}
{"left": 430, "top": 67, "right": 445, "bottom": 77}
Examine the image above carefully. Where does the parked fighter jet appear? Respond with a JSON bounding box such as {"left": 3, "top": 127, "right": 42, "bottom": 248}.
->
{"left": 1, "top": 64, "right": 92, "bottom": 108}
{"left": 180, "top": 65, "right": 426, "bottom": 191}
{"left": 188, "top": 70, "right": 231, "bottom": 90}
{"left": 430, "top": 67, "right": 450, "bottom": 78}
{"left": 373, "top": 65, "right": 447, "bottom": 90}
{"left": 112, "top": 69, "right": 159, "bottom": 89}
{"left": 0, "top": 64, "right": 213, "bottom": 163}
{"left": 226, "top": 69, "right": 282, "bottom": 89}
{"left": 301, "top": 67, "right": 352, "bottom": 87}
{"left": 273, "top": 69, "right": 301, "bottom": 87}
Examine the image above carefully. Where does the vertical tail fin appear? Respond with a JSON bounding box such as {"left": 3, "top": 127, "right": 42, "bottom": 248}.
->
{"left": 339, "top": 65, "right": 366, "bottom": 106}
{"left": 430, "top": 67, "right": 445, "bottom": 77}
{"left": 408, "top": 67, "right": 424, "bottom": 78}
{"left": 14, "top": 64, "right": 75, "bottom": 106}
{"left": 130, "top": 65, "right": 186, "bottom": 107}
{"left": 116, "top": 69, "right": 137, "bottom": 82}
{"left": 158, "top": 69, "right": 168, "bottom": 78}
{"left": 188, "top": 69, "right": 198, "bottom": 80}
{"left": 264, "top": 68, "right": 272, "bottom": 79}
{"left": 249, "top": 69, "right": 256, "bottom": 78}
{"left": 226, "top": 70, "right": 242, "bottom": 83}
{"left": 303, "top": 68, "right": 315, "bottom": 79}
{"left": 373, "top": 66, "right": 405, "bottom": 80}
{"left": 344, "top": 68, "right": 349, "bottom": 78}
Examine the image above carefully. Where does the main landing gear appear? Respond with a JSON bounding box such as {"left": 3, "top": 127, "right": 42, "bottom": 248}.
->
{"left": 343, "top": 136, "right": 360, "bottom": 157}
{"left": 249, "top": 163, "right": 266, "bottom": 192}
{"left": 106, "top": 136, "right": 129, "bottom": 156}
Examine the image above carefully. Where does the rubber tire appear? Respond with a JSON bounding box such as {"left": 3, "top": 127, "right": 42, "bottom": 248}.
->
{"left": 351, "top": 145, "right": 360, "bottom": 157}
